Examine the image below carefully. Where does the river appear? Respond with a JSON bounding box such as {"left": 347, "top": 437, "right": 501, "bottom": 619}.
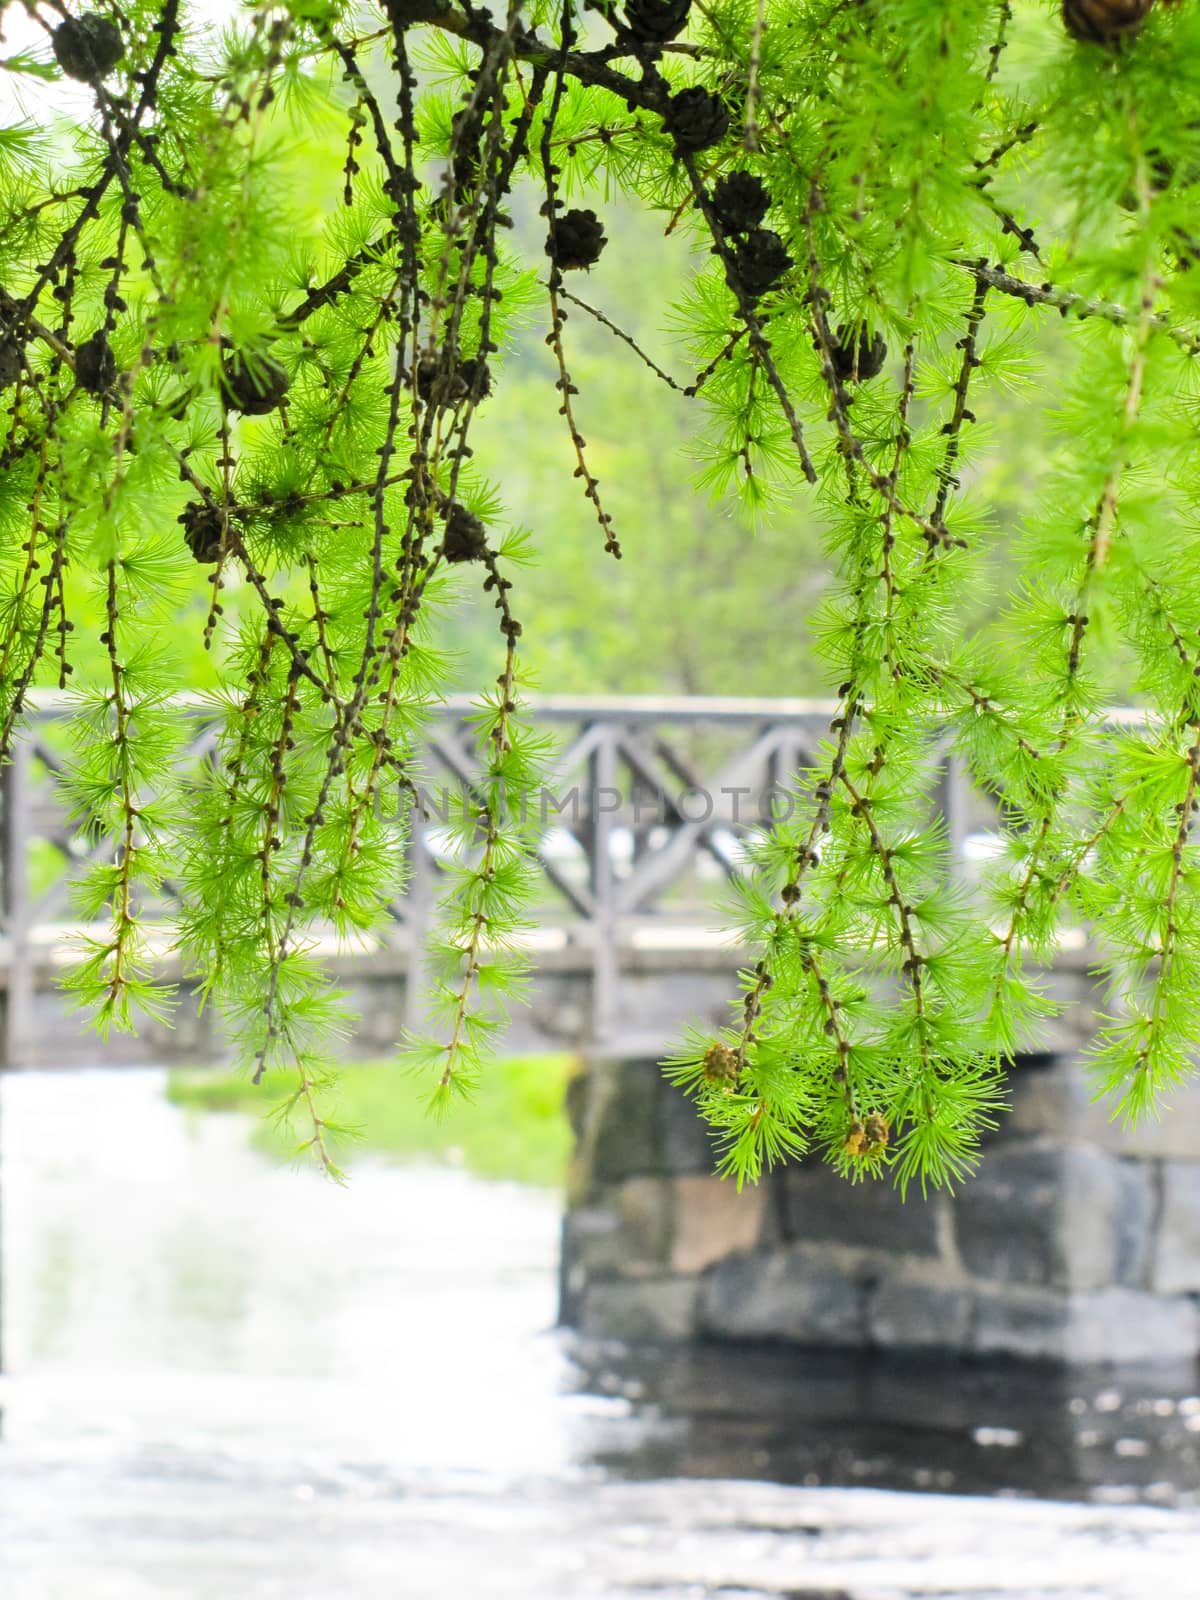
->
{"left": 1, "top": 1068, "right": 1198, "bottom": 1597}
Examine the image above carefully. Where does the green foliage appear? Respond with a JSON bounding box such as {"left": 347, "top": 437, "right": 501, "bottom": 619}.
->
{"left": 167, "top": 1051, "right": 576, "bottom": 1186}
{"left": 4, "top": 0, "right": 1200, "bottom": 1194}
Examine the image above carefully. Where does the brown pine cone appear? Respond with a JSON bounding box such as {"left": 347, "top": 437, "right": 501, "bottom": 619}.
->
{"left": 664, "top": 87, "right": 730, "bottom": 153}
{"left": 179, "top": 502, "right": 227, "bottom": 566}
{"left": 416, "top": 353, "right": 493, "bottom": 406}
{"left": 0, "top": 337, "right": 22, "bottom": 390}
{"left": 384, "top": 0, "right": 453, "bottom": 27}
{"left": 53, "top": 13, "right": 124, "bottom": 82}
{"left": 864, "top": 1112, "right": 890, "bottom": 1148}
{"left": 75, "top": 332, "right": 116, "bottom": 395}
{"left": 731, "top": 229, "right": 792, "bottom": 298}
{"left": 843, "top": 1120, "right": 868, "bottom": 1157}
{"left": 449, "top": 104, "right": 484, "bottom": 203}
{"left": 712, "top": 171, "right": 771, "bottom": 235}
{"left": 442, "top": 504, "right": 488, "bottom": 564}
{"left": 546, "top": 208, "right": 607, "bottom": 271}
{"left": 1062, "top": 0, "right": 1153, "bottom": 43}
{"left": 830, "top": 324, "right": 887, "bottom": 382}
{"left": 625, "top": 0, "right": 691, "bottom": 43}
{"left": 220, "top": 349, "right": 290, "bottom": 415}
{"left": 459, "top": 355, "right": 493, "bottom": 400}
{"left": 701, "top": 1041, "right": 739, "bottom": 1084}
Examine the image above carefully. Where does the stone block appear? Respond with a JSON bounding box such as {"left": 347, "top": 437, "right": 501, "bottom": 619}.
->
{"left": 1153, "top": 1162, "right": 1200, "bottom": 1293}
{"left": 1071, "top": 1289, "right": 1199, "bottom": 1363}
{"left": 867, "top": 1272, "right": 973, "bottom": 1350}
{"left": 973, "top": 1285, "right": 1074, "bottom": 1361}
{"left": 698, "top": 1244, "right": 865, "bottom": 1345}
{"left": 671, "top": 1175, "right": 766, "bottom": 1275}
{"left": 1005, "top": 1050, "right": 1200, "bottom": 1162}
{"left": 561, "top": 1178, "right": 674, "bottom": 1282}
{"left": 782, "top": 1163, "right": 945, "bottom": 1259}
{"left": 973, "top": 1285, "right": 1199, "bottom": 1363}
{"left": 579, "top": 1276, "right": 700, "bottom": 1341}
{"left": 952, "top": 1138, "right": 1153, "bottom": 1292}
{"left": 563, "top": 1063, "right": 590, "bottom": 1143}
{"left": 661, "top": 1079, "right": 716, "bottom": 1174}
{"left": 587, "top": 1056, "right": 664, "bottom": 1183}
{"left": 953, "top": 1140, "right": 1062, "bottom": 1287}
{"left": 1111, "top": 1159, "right": 1157, "bottom": 1288}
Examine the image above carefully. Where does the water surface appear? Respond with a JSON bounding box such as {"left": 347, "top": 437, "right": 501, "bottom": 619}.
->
{"left": 2, "top": 1069, "right": 1198, "bottom": 1597}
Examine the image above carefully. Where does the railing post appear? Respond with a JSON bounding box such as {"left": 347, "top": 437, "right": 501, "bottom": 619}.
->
{"left": 1, "top": 738, "right": 33, "bottom": 1067}
{"left": 589, "top": 725, "right": 618, "bottom": 1046}
{"left": 402, "top": 792, "right": 435, "bottom": 1043}
{"left": 767, "top": 728, "right": 801, "bottom": 829}
{"left": 934, "top": 746, "right": 971, "bottom": 884}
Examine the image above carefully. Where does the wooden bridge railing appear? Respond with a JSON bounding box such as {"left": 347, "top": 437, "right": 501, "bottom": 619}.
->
{"left": 0, "top": 693, "right": 1026, "bottom": 1061}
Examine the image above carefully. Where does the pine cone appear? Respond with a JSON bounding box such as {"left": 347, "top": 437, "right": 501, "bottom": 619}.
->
{"left": 0, "top": 337, "right": 22, "bottom": 390}
{"left": 459, "top": 355, "right": 493, "bottom": 401}
{"left": 864, "top": 1112, "right": 889, "bottom": 1148}
{"left": 220, "top": 349, "right": 290, "bottom": 415}
{"left": 1062, "top": 0, "right": 1152, "bottom": 43}
{"left": 731, "top": 229, "right": 792, "bottom": 298}
{"left": 415, "top": 354, "right": 464, "bottom": 406}
{"left": 546, "top": 208, "right": 607, "bottom": 271}
{"left": 712, "top": 170, "right": 771, "bottom": 235}
{"left": 831, "top": 324, "right": 887, "bottom": 382}
{"left": 416, "top": 353, "right": 493, "bottom": 405}
{"left": 449, "top": 105, "right": 483, "bottom": 203}
{"left": 664, "top": 86, "right": 730, "bottom": 153}
{"left": 75, "top": 332, "right": 116, "bottom": 395}
{"left": 843, "top": 1120, "right": 868, "bottom": 1157}
{"left": 384, "top": 0, "right": 453, "bottom": 27}
{"left": 442, "top": 504, "right": 488, "bottom": 564}
{"left": 179, "top": 502, "right": 226, "bottom": 565}
{"left": 625, "top": 0, "right": 691, "bottom": 43}
{"left": 53, "top": 13, "right": 124, "bottom": 83}
{"left": 701, "top": 1041, "right": 739, "bottom": 1084}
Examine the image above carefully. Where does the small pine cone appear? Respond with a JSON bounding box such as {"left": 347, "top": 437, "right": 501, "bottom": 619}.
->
{"left": 664, "top": 86, "right": 730, "bottom": 153}
{"left": 701, "top": 1041, "right": 739, "bottom": 1084}
{"left": 442, "top": 503, "right": 488, "bottom": 564}
{"left": 831, "top": 324, "right": 887, "bottom": 383}
{"left": 415, "top": 354, "right": 464, "bottom": 406}
{"left": 220, "top": 349, "right": 290, "bottom": 415}
{"left": 1062, "top": 0, "right": 1152, "bottom": 44}
{"left": 459, "top": 355, "right": 493, "bottom": 401}
{"left": 384, "top": 0, "right": 452, "bottom": 27}
{"left": 864, "top": 1112, "right": 889, "bottom": 1148}
{"left": 546, "top": 208, "right": 607, "bottom": 271}
{"left": 179, "top": 502, "right": 227, "bottom": 566}
{"left": 731, "top": 229, "right": 792, "bottom": 298}
{"left": 412, "top": 352, "right": 489, "bottom": 406}
{"left": 449, "top": 105, "right": 485, "bottom": 202}
{"left": 625, "top": 0, "right": 691, "bottom": 43}
{"left": 53, "top": 13, "right": 124, "bottom": 82}
{"left": 416, "top": 353, "right": 493, "bottom": 406}
{"left": 712, "top": 170, "right": 771, "bottom": 235}
{"left": 0, "top": 337, "right": 22, "bottom": 390}
{"left": 74, "top": 332, "right": 116, "bottom": 395}
{"left": 843, "top": 1120, "right": 867, "bottom": 1157}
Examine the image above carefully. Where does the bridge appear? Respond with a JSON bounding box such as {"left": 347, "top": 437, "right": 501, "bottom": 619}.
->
{"left": 9, "top": 694, "right": 1199, "bottom": 1371}
{"left": 1, "top": 690, "right": 1075, "bottom": 1071}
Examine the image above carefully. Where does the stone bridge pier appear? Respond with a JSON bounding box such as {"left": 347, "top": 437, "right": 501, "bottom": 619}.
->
{"left": 561, "top": 1047, "right": 1200, "bottom": 1365}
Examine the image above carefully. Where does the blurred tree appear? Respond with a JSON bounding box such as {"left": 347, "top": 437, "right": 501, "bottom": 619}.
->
{"left": 463, "top": 200, "right": 831, "bottom": 697}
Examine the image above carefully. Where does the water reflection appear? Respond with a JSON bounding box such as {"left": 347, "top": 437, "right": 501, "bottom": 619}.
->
{"left": 1, "top": 1069, "right": 572, "bottom": 1478}
{"left": 2, "top": 1069, "right": 1200, "bottom": 1598}
{"left": 568, "top": 1338, "right": 1200, "bottom": 1505}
